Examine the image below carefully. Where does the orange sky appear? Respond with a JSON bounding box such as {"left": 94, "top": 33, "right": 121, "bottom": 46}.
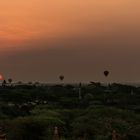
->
{"left": 1, "top": 0, "right": 140, "bottom": 48}
{"left": 0, "top": 0, "right": 140, "bottom": 82}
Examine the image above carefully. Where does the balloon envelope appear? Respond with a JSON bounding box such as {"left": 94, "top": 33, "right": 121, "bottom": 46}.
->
{"left": 59, "top": 75, "right": 64, "bottom": 81}
{"left": 104, "top": 71, "right": 109, "bottom": 77}
{"left": 8, "top": 78, "right": 13, "bottom": 83}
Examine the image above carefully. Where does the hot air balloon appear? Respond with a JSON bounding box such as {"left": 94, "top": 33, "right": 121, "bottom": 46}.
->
{"left": 59, "top": 75, "right": 64, "bottom": 81}
{"left": 104, "top": 70, "right": 109, "bottom": 77}
{"left": 8, "top": 78, "right": 13, "bottom": 84}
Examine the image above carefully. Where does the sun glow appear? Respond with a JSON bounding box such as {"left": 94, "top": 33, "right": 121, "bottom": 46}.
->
{"left": 0, "top": 0, "right": 140, "bottom": 50}
{"left": 0, "top": 75, "right": 3, "bottom": 81}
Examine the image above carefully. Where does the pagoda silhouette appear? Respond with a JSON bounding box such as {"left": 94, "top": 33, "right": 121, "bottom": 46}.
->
{"left": 52, "top": 126, "right": 59, "bottom": 140}
{"left": 112, "top": 130, "right": 117, "bottom": 140}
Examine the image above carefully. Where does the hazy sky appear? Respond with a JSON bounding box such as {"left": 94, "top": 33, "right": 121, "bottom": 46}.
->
{"left": 0, "top": 0, "right": 140, "bottom": 83}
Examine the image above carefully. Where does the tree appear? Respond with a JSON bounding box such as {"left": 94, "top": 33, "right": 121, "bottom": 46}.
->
{"left": 72, "top": 107, "right": 140, "bottom": 140}
{"left": 2, "top": 80, "right": 7, "bottom": 87}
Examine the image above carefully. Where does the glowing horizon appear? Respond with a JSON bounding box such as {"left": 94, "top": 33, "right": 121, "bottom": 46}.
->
{"left": 0, "top": 0, "right": 140, "bottom": 82}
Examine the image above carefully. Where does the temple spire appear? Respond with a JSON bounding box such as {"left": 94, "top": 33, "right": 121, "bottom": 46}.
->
{"left": 112, "top": 130, "right": 117, "bottom": 140}
{"left": 52, "top": 126, "right": 59, "bottom": 140}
